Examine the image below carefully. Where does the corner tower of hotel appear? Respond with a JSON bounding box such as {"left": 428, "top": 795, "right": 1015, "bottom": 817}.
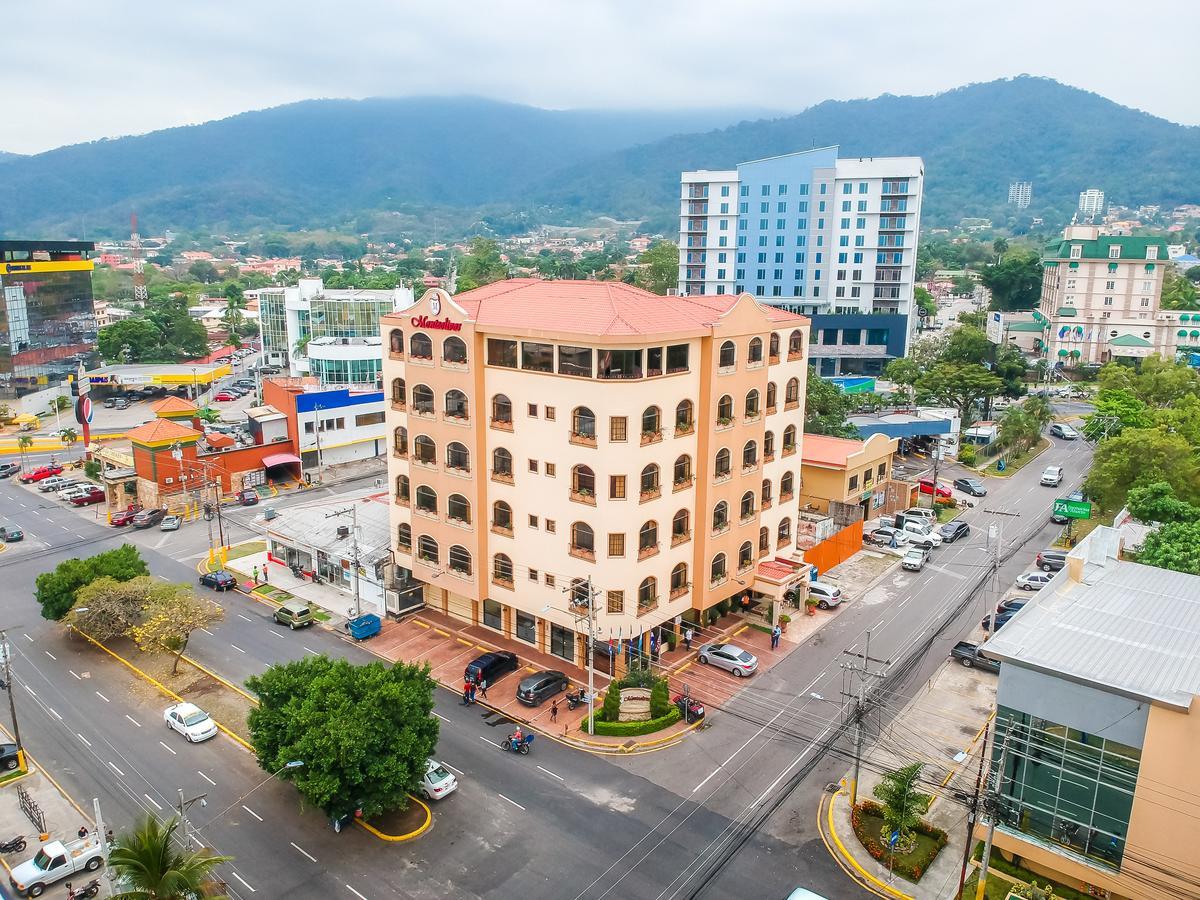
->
{"left": 382, "top": 280, "right": 811, "bottom": 666}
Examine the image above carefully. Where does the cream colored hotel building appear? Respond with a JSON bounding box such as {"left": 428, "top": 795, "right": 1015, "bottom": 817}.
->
{"left": 383, "top": 280, "right": 811, "bottom": 666}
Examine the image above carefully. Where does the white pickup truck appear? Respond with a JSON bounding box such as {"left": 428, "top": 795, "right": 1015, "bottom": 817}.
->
{"left": 8, "top": 837, "right": 105, "bottom": 897}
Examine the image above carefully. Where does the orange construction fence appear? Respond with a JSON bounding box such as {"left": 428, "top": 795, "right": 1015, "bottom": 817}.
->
{"left": 802, "top": 520, "right": 864, "bottom": 576}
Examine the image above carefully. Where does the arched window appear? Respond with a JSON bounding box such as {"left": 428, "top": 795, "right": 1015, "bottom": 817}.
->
{"left": 717, "top": 394, "right": 733, "bottom": 422}
{"left": 769, "top": 332, "right": 780, "bottom": 359}
{"left": 675, "top": 399, "right": 694, "bottom": 432}
{"left": 493, "top": 500, "right": 512, "bottom": 531}
{"left": 764, "top": 430, "right": 775, "bottom": 458}
{"left": 759, "top": 526, "right": 769, "bottom": 554}
{"left": 778, "top": 517, "right": 792, "bottom": 545}
{"left": 445, "top": 389, "right": 468, "bottom": 419}
{"left": 448, "top": 545, "right": 472, "bottom": 576}
{"left": 415, "top": 485, "right": 438, "bottom": 514}
{"left": 391, "top": 377, "right": 406, "bottom": 406}
{"left": 672, "top": 509, "right": 690, "bottom": 541}
{"left": 715, "top": 448, "right": 731, "bottom": 477}
{"left": 393, "top": 426, "right": 408, "bottom": 456}
{"left": 783, "top": 425, "right": 797, "bottom": 452}
{"left": 761, "top": 478, "right": 772, "bottom": 505}
{"left": 569, "top": 578, "right": 590, "bottom": 607}
{"left": 638, "top": 577, "right": 657, "bottom": 609}
{"left": 417, "top": 535, "right": 439, "bottom": 563}
{"left": 447, "top": 494, "right": 471, "bottom": 523}
{"left": 641, "top": 406, "right": 661, "bottom": 438}
{"left": 788, "top": 329, "right": 803, "bottom": 355}
{"left": 781, "top": 471, "right": 795, "bottom": 497}
{"left": 413, "top": 435, "right": 436, "bottom": 464}
{"left": 443, "top": 336, "right": 467, "bottom": 364}
{"left": 389, "top": 329, "right": 404, "bottom": 355}
{"left": 639, "top": 520, "right": 658, "bottom": 553}
{"left": 410, "top": 332, "right": 433, "bottom": 360}
{"left": 397, "top": 523, "right": 412, "bottom": 552}
{"left": 738, "top": 541, "right": 754, "bottom": 571}
{"left": 493, "top": 553, "right": 513, "bottom": 583}
{"left": 670, "top": 563, "right": 688, "bottom": 597}
{"left": 748, "top": 337, "right": 763, "bottom": 363}
{"left": 412, "top": 384, "right": 434, "bottom": 415}
{"left": 640, "top": 464, "right": 660, "bottom": 496}
{"left": 571, "top": 464, "right": 595, "bottom": 495}
{"left": 785, "top": 377, "right": 800, "bottom": 404}
{"left": 492, "top": 447, "right": 513, "bottom": 477}
{"left": 673, "top": 455, "right": 692, "bottom": 486}
{"left": 742, "top": 440, "right": 758, "bottom": 469}
{"left": 766, "top": 382, "right": 777, "bottom": 410}
{"left": 719, "top": 340, "right": 736, "bottom": 368}
{"left": 395, "top": 474, "right": 409, "bottom": 503}
{"left": 571, "top": 522, "right": 595, "bottom": 554}
{"left": 711, "top": 553, "right": 727, "bottom": 584}
{"left": 740, "top": 490, "right": 756, "bottom": 520}
{"left": 745, "top": 389, "right": 760, "bottom": 417}
{"left": 572, "top": 406, "right": 596, "bottom": 439}
{"left": 712, "top": 501, "right": 729, "bottom": 532}
{"left": 446, "top": 441, "right": 470, "bottom": 472}
{"left": 491, "top": 394, "right": 512, "bottom": 425}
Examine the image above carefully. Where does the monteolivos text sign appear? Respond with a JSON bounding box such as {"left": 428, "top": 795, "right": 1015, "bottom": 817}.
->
{"left": 618, "top": 687, "right": 652, "bottom": 722}
{"left": 410, "top": 315, "right": 462, "bottom": 332}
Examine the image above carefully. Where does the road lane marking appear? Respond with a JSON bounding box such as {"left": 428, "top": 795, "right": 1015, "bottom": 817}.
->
{"left": 497, "top": 793, "right": 525, "bottom": 811}
{"left": 693, "top": 768, "right": 720, "bottom": 793}
{"left": 291, "top": 842, "right": 317, "bottom": 862}
{"left": 48, "top": 708, "right": 62, "bottom": 721}
{"left": 200, "top": 628, "right": 214, "bottom": 636}
{"left": 23, "top": 634, "right": 33, "bottom": 642}
{"left": 303, "top": 646, "right": 318, "bottom": 655}
{"left": 198, "top": 770, "right": 216, "bottom": 786}
{"left": 144, "top": 793, "right": 163, "bottom": 811}
{"left": 537, "top": 765, "right": 564, "bottom": 781}
{"left": 242, "top": 805, "right": 263, "bottom": 821}
{"left": 231, "top": 872, "right": 256, "bottom": 893}
{"left": 237, "top": 613, "right": 252, "bottom": 622}
{"left": 77, "top": 733, "right": 91, "bottom": 747}
{"left": 443, "top": 763, "right": 464, "bottom": 775}
{"left": 109, "top": 761, "right": 125, "bottom": 777}
{"left": 69, "top": 670, "right": 81, "bottom": 680}
{"left": 44, "top": 651, "right": 56, "bottom": 661}
{"left": 159, "top": 741, "right": 177, "bottom": 756}
{"left": 230, "top": 644, "right": 246, "bottom": 653}
{"left": 433, "top": 712, "right": 449, "bottom": 723}
{"left": 125, "top": 714, "right": 141, "bottom": 728}
{"left": 95, "top": 691, "right": 110, "bottom": 702}
{"left": 269, "top": 631, "right": 284, "bottom": 639}
{"left": 345, "top": 887, "right": 368, "bottom": 900}
{"left": 479, "top": 735, "right": 498, "bottom": 748}
{"left": 22, "top": 685, "right": 35, "bottom": 696}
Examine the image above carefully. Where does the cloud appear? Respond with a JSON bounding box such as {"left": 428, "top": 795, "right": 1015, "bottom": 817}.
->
{"left": 1, "top": 0, "right": 1193, "bottom": 154}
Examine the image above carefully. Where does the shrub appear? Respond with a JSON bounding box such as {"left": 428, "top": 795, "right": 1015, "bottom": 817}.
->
{"left": 83, "top": 459, "right": 101, "bottom": 480}
{"left": 707, "top": 609, "right": 721, "bottom": 626}
{"left": 851, "top": 800, "right": 947, "bottom": 883}
{"left": 958, "top": 445, "right": 977, "bottom": 466}
{"left": 716, "top": 599, "right": 730, "bottom": 616}
{"left": 649, "top": 678, "right": 670, "bottom": 718}
{"left": 664, "top": 630, "right": 678, "bottom": 651}
{"left": 600, "top": 686, "right": 620, "bottom": 723}
{"left": 580, "top": 707, "right": 681, "bottom": 737}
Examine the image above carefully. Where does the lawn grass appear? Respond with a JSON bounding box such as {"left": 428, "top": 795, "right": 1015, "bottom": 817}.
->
{"left": 983, "top": 437, "right": 1051, "bottom": 477}
{"left": 226, "top": 540, "right": 266, "bottom": 561}
{"left": 852, "top": 804, "right": 946, "bottom": 883}
{"left": 0, "top": 767, "right": 26, "bottom": 786}
{"left": 962, "top": 870, "right": 1015, "bottom": 900}
{"left": 937, "top": 505, "right": 961, "bottom": 523}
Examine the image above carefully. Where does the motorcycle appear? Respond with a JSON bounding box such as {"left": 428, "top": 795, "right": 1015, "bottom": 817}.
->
{"left": 66, "top": 880, "right": 101, "bottom": 900}
{"left": 564, "top": 689, "right": 593, "bottom": 711}
{"left": 498, "top": 733, "right": 535, "bottom": 755}
{"left": 0, "top": 835, "right": 26, "bottom": 854}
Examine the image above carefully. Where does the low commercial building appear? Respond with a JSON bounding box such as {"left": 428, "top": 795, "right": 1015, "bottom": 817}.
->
{"left": 981, "top": 527, "right": 1200, "bottom": 899}
{"left": 799, "top": 432, "right": 901, "bottom": 520}
{"left": 262, "top": 377, "right": 388, "bottom": 473}
{"left": 85, "top": 362, "right": 232, "bottom": 398}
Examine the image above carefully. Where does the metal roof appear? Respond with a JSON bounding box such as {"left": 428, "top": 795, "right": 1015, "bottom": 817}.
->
{"left": 265, "top": 492, "right": 391, "bottom": 561}
{"left": 983, "top": 531, "right": 1200, "bottom": 709}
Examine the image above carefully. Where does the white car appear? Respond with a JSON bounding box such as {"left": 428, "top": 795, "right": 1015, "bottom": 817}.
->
{"left": 58, "top": 484, "right": 92, "bottom": 501}
{"left": 807, "top": 580, "right": 844, "bottom": 609}
{"left": 421, "top": 759, "right": 457, "bottom": 801}
{"left": 902, "top": 546, "right": 929, "bottom": 572}
{"left": 696, "top": 642, "right": 759, "bottom": 677}
{"left": 164, "top": 702, "right": 218, "bottom": 743}
{"left": 1015, "top": 571, "right": 1053, "bottom": 591}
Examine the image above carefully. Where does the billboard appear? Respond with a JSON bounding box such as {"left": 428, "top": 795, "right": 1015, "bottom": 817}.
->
{"left": 986, "top": 311, "right": 1005, "bottom": 343}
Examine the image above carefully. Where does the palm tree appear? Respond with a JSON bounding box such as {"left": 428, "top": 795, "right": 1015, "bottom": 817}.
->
{"left": 109, "top": 815, "right": 231, "bottom": 900}
{"left": 59, "top": 426, "right": 79, "bottom": 462}
{"left": 872, "top": 763, "right": 931, "bottom": 851}
{"left": 16, "top": 433, "right": 33, "bottom": 472}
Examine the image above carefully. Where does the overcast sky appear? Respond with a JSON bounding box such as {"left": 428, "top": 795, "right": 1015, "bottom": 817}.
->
{"left": 3, "top": 1, "right": 1193, "bottom": 154}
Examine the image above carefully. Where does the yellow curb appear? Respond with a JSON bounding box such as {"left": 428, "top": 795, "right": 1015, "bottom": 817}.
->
{"left": 355, "top": 794, "right": 432, "bottom": 842}
{"left": 0, "top": 722, "right": 90, "bottom": 822}
{"left": 816, "top": 791, "right": 893, "bottom": 900}
{"left": 455, "top": 637, "right": 472, "bottom": 646}
{"left": 75, "top": 630, "right": 254, "bottom": 752}
{"left": 825, "top": 788, "right": 914, "bottom": 900}
{"left": 731, "top": 624, "right": 748, "bottom": 638}
{"left": 434, "top": 628, "right": 451, "bottom": 638}
{"left": 413, "top": 620, "right": 430, "bottom": 629}
{"left": 675, "top": 661, "right": 693, "bottom": 674}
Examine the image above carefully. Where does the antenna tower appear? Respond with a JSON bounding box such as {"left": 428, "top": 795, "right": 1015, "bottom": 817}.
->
{"left": 131, "top": 213, "right": 148, "bottom": 303}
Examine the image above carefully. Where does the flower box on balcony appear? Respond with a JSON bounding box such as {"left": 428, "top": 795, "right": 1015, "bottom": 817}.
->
{"left": 569, "top": 432, "right": 598, "bottom": 448}
{"left": 674, "top": 422, "right": 695, "bottom": 437}
{"left": 673, "top": 476, "right": 694, "bottom": 492}
{"left": 671, "top": 530, "right": 691, "bottom": 547}
{"left": 568, "top": 546, "right": 597, "bottom": 562}
{"left": 490, "top": 418, "right": 513, "bottom": 432}
{"left": 570, "top": 489, "right": 596, "bottom": 506}
{"left": 637, "top": 544, "right": 660, "bottom": 561}
{"left": 640, "top": 430, "right": 663, "bottom": 446}
{"left": 639, "top": 488, "right": 661, "bottom": 503}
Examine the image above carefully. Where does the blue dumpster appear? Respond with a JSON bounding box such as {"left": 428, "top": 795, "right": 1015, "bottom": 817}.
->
{"left": 346, "top": 613, "right": 381, "bottom": 641}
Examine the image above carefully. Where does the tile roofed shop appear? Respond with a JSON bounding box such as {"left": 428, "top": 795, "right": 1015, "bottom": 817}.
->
{"left": 383, "top": 281, "right": 812, "bottom": 669}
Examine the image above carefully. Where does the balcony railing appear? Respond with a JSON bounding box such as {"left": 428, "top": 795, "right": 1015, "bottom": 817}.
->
{"left": 639, "top": 487, "right": 661, "bottom": 503}
{"left": 636, "top": 597, "right": 660, "bottom": 617}
{"left": 491, "top": 522, "right": 514, "bottom": 537}
{"left": 569, "top": 431, "right": 597, "bottom": 448}
{"left": 671, "top": 530, "right": 691, "bottom": 548}
{"left": 675, "top": 422, "right": 695, "bottom": 437}
{"left": 640, "top": 430, "right": 663, "bottom": 446}
{"left": 673, "top": 476, "right": 694, "bottom": 492}
{"left": 669, "top": 585, "right": 688, "bottom": 601}
{"left": 569, "top": 489, "right": 597, "bottom": 506}
{"left": 568, "top": 546, "right": 597, "bottom": 562}
{"left": 492, "top": 574, "right": 514, "bottom": 590}
{"left": 490, "top": 417, "right": 513, "bottom": 432}
{"left": 637, "top": 543, "right": 660, "bottom": 561}
{"left": 491, "top": 470, "right": 514, "bottom": 485}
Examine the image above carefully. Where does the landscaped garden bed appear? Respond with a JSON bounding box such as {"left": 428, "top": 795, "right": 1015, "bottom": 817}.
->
{"left": 851, "top": 799, "right": 947, "bottom": 882}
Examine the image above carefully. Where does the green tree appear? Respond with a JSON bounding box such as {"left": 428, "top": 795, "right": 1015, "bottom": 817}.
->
{"left": 980, "top": 249, "right": 1043, "bottom": 311}
{"left": 129, "top": 585, "right": 224, "bottom": 674}
{"left": 59, "top": 426, "right": 79, "bottom": 460}
{"left": 915, "top": 363, "right": 1004, "bottom": 431}
{"left": 872, "top": 763, "right": 931, "bottom": 848}
{"left": 1084, "top": 428, "right": 1200, "bottom": 511}
{"left": 1022, "top": 393, "right": 1053, "bottom": 433}
{"left": 1130, "top": 354, "right": 1200, "bottom": 406}
{"left": 16, "top": 433, "right": 32, "bottom": 470}
{"left": 1134, "top": 520, "right": 1200, "bottom": 575}
{"left": 803, "top": 369, "right": 858, "bottom": 438}
{"left": 913, "top": 285, "right": 937, "bottom": 319}
{"left": 68, "top": 575, "right": 159, "bottom": 641}
{"left": 245, "top": 656, "right": 439, "bottom": 820}
{"left": 187, "top": 260, "right": 219, "bottom": 283}
{"left": 47, "top": 394, "right": 71, "bottom": 414}
{"left": 98, "top": 319, "right": 163, "bottom": 363}
{"left": 109, "top": 815, "right": 231, "bottom": 900}
{"left": 942, "top": 326, "right": 991, "bottom": 364}
{"left": 884, "top": 357, "right": 921, "bottom": 403}
{"left": 1185, "top": 266, "right": 1200, "bottom": 284}
{"left": 1151, "top": 393, "right": 1200, "bottom": 448}
{"left": 998, "top": 405, "right": 1038, "bottom": 454}
{"left": 1160, "top": 267, "right": 1199, "bottom": 310}
{"left": 957, "top": 310, "right": 985, "bottom": 329}
{"left": 951, "top": 274, "right": 976, "bottom": 296}
{"left": 35, "top": 544, "right": 149, "bottom": 621}
{"left": 1126, "top": 481, "right": 1200, "bottom": 525}
{"left": 993, "top": 237, "right": 1009, "bottom": 261}
{"left": 1087, "top": 388, "right": 1151, "bottom": 438}
{"left": 456, "top": 238, "right": 508, "bottom": 292}
{"left": 994, "top": 343, "right": 1029, "bottom": 398}
{"left": 634, "top": 240, "right": 679, "bottom": 295}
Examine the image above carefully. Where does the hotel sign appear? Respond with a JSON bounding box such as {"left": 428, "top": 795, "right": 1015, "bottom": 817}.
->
{"left": 410, "top": 315, "right": 462, "bottom": 332}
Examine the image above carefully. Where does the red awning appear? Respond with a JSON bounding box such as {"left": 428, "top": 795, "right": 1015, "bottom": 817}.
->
{"left": 262, "top": 452, "right": 302, "bottom": 468}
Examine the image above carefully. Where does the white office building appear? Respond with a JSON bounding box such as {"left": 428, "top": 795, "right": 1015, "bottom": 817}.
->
{"left": 1008, "top": 181, "right": 1032, "bottom": 209}
{"left": 679, "top": 147, "right": 924, "bottom": 377}
{"left": 259, "top": 278, "right": 415, "bottom": 388}
{"left": 1078, "top": 189, "right": 1106, "bottom": 222}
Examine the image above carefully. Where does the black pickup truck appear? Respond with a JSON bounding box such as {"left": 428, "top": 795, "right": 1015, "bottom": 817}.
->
{"left": 951, "top": 641, "right": 1001, "bottom": 674}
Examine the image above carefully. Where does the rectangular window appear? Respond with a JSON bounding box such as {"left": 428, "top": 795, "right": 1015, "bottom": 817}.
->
{"left": 647, "top": 346, "right": 663, "bottom": 376}
{"left": 610, "top": 416, "right": 628, "bottom": 442}
{"left": 856, "top": 217, "right": 866, "bottom": 229}
{"left": 774, "top": 252, "right": 784, "bottom": 264}
{"left": 607, "top": 591, "right": 625, "bottom": 614}
{"left": 487, "top": 338, "right": 518, "bottom": 368}
{"left": 529, "top": 514, "right": 539, "bottom": 527}
{"left": 867, "top": 328, "right": 889, "bottom": 345}
{"left": 857, "top": 200, "right": 867, "bottom": 212}
{"left": 520, "top": 341, "right": 554, "bottom": 372}
{"left": 758, "top": 252, "right": 767, "bottom": 263}
{"left": 843, "top": 329, "right": 861, "bottom": 345}
{"left": 528, "top": 460, "right": 539, "bottom": 473}
{"left": 758, "top": 202, "right": 768, "bottom": 213}
{"left": 354, "top": 411, "right": 385, "bottom": 427}
{"left": 610, "top": 475, "right": 626, "bottom": 499}
{"left": 545, "top": 573, "right": 555, "bottom": 586}
{"left": 483, "top": 599, "right": 502, "bottom": 630}
{"left": 549, "top": 624, "right": 574, "bottom": 662}
{"left": 849, "top": 475, "right": 858, "bottom": 490}
{"left": 878, "top": 463, "right": 886, "bottom": 479}
{"left": 774, "top": 269, "right": 783, "bottom": 279}
{"left": 303, "top": 422, "right": 314, "bottom": 434}
{"left": 854, "top": 235, "right": 864, "bottom": 247}
{"left": 721, "top": 185, "right": 730, "bottom": 197}
{"left": 557, "top": 344, "right": 593, "bottom": 377}
{"left": 516, "top": 611, "right": 536, "bottom": 643}
{"left": 528, "top": 403, "right": 538, "bottom": 417}
{"left": 608, "top": 533, "right": 625, "bottom": 557}
{"left": 597, "top": 348, "right": 642, "bottom": 379}
{"left": 761, "top": 184, "right": 770, "bottom": 196}
{"left": 545, "top": 462, "right": 556, "bottom": 477}
{"left": 1104, "top": 297, "right": 1113, "bottom": 306}
{"left": 859, "top": 182, "right": 868, "bottom": 193}
{"left": 667, "top": 344, "right": 689, "bottom": 372}
{"left": 821, "top": 329, "right": 838, "bottom": 345}
{"left": 718, "top": 236, "right": 728, "bottom": 247}
{"left": 841, "top": 202, "right": 851, "bottom": 213}
{"left": 841, "top": 182, "right": 851, "bottom": 195}
{"left": 838, "top": 253, "right": 847, "bottom": 264}
{"left": 1109, "top": 246, "right": 1121, "bottom": 259}
{"left": 740, "top": 185, "right": 749, "bottom": 196}
{"left": 545, "top": 406, "right": 555, "bottom": 421}
{"left": 528, "top": 569, "right": 538, "bottom": 582}
{"left": 777, "top": 202, "right": 786, "bottom": 213}
{"left": 776, "top": 219, "right": 785, "bottom": 230}
{"left": 719, "top": 219, "right": 728, "bottom": 231}
{"left": 719, "top": 202, "right": 728, "bottom": 214}
{"left": 775, "top": 235, "right": 784, "bottom": 246}
{"left": 799, "top": 184, "right": 809, "bottom": 195}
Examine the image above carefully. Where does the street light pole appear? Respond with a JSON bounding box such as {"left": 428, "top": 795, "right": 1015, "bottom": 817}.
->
{"left": 196, "top": 760, "right": 303, "bottom": 835}
{"left": 177, "top": 788, "right": 208, "bottom": 851}
{"left": 0, "top": 629, "right": 24, "bottom": 753}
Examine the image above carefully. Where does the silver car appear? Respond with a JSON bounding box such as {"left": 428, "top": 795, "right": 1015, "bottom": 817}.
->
{"left": 697, "top": 642, "right": 758, "bottom": 677}
{"left": 1015, "top": 571, "right": 1053, "bottom": 591}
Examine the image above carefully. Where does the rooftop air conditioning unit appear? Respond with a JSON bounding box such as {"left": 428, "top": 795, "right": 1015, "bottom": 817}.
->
{"left": 667, "top": 288, "right": 679, "bottom": 296}
{"left": 336, "top": 525, "right": 351, "bottom": 539}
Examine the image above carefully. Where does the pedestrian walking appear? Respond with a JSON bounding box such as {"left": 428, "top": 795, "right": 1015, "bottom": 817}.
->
{"left": 771, "top": 624, "right": 781, "bottom": 650}
{"left": 469, "top": 682, "right": 477, "bottom": 704}
{"left": 252, "top": 565, "right": 260, "bottom": 584}
{"left": 479, "top": 678, "right": 488, "bottom": 699}
{"left": 462, "top": 679, "right": 472, "bottom": 705}
{"left": 684, "top": 626, "right": 694, "bottom": 651}
{"left": 77, "top": 825, "right": 89, "bottom": 840}
{"left": 262, "top": 564, "right": 269, "bottom": 583}
{"left": 550, "top": 699, "right": 559, "bottom": 724}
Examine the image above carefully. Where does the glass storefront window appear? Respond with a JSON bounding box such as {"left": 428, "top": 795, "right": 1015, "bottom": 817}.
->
{"left": 550, "top": 624, "right": 574, "bottom": 662}
{"left": 483, "top": 599, "right": 502, "bottom": 631}
{"left": 515, "top": 611, "right": 536, "bottom": 644}
{"left": 487, "top": 339, "right": 517, "bottom": 368}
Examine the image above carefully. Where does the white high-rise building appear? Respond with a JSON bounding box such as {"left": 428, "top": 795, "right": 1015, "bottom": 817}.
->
{"left": 1078, "top": 189, "right": 1106, "bottom": 222}
{"left": 679, "top": 147, "right": 924, "bottom": 377}
{"left": 1008, "top": 181, "right": 1032, "bottom": 209}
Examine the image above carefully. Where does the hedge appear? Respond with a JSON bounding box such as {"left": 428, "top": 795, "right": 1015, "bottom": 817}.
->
{"left": 970, "top": 842, "right": 1095, "bottom": 900}
{"left": 852, "top": 800, "right": 948, "bottom": 882}
{"left": 579, "top": 706, "right": 682, "bottom": 737}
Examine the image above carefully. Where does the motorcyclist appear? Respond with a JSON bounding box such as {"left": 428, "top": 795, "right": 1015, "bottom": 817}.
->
{"left": 509, "top": 726, "right": 523, "bottom": 749}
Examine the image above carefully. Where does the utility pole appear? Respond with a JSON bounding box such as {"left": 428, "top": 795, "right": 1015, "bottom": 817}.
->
{"left": 956, "top": 720, "right": 991, "bottom": 899}
{"left": 312, "top": 403, "right": 325, "bottom": 485}
{"left": 554, "top": 577, "right": 600, "bottom": 735}
{"left": 928, "top": 437, "right": 944, "bottom": 508}
{"left": 326, "top": 504, "right": 362, "bottom": 618}
{"left": 0, "top": 630, "right": 23, "bottom": 754}
{"left": 177, "top": 788, "right": 208, "bottom": 851}
{"left": 840, "top": 631, "right": 889, "bottom": 806}
{"left": 974, "top": 719, "right": 1012, "bottom": 900}
{"left": 94, "top": 797, "right": 116, "bottom": 894}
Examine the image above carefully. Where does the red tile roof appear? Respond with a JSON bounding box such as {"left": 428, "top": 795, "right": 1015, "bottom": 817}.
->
{"left": 800, "top": 434, "right": 865, "bottom": 469}
{"left": 150, "top": 396, "right": 198, "bottom": 416}
{"left": 451, "top": 279, "right": 808, "bottom": 337}
{"left": 757, "top": 560, "right": 799, "bottom": 581}
{"left": 126, "top": 418, "right": 200, "bottom": 444}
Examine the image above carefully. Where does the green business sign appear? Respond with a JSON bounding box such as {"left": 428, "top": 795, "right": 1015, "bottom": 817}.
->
{"left": 1053, "top": 498, "right": 1092, "bottom": 519}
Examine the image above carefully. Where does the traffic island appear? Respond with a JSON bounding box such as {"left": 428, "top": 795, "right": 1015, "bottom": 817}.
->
{"left": 850, "top": 799, "right": 948, "bottom": 884}
{"left": 359, "top": 797, "right": 432, "bottom": 842}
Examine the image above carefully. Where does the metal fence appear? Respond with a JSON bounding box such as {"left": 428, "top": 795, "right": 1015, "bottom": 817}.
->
{"left": 17, "top": 785, "right": 46, "bottom": 835}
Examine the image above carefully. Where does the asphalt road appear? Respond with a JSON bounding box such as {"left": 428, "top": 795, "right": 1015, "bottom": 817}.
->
{"left": 0, "top": 416, "right": 1094, "bottom": 900}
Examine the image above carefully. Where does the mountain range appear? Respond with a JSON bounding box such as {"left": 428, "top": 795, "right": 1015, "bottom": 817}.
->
{"left": 2, "top": 77, "right": 1197, "bottom": 240}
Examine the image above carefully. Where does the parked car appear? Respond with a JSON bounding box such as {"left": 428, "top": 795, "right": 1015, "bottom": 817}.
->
{"left": 866, "top": 524, "right": 909, "bottom": 547}
{"left": 8, "top": 836, "right": 105, "bottom": 897}
{"left": 213, "top": 391, "right": 237, "bottom": 402}
{"left": 918, "top": 478, "right": 953, "bottom": 499}
{"left": 19, "top": 465, "right": 64, "bottom": 484}
{"left": 674, "top": 694, "right": 706, "bottom": 721}
{"left": 696, "top": 642, "right": 758, "bottom": 677}
{"left": 982, "top": 610, "right": 1017, "bottom": 632}
{"left": 52, "top": 481, "right": 87, "bottom": 498}
{"left": 0, "top": 741, "right": 20, "bottom": 770}
{"left": 160, "top": 514, "right": 182, "bottom": 531}
{"left": 0, "top": 462, "right": 20, "bottom": 478}
{"left": 939, "top": 520, "right": 970, "bottom": 543}
{"left": 199, "top": 570, "right": 237, "bottom": 592}
{"left": 0, "top": 526, "right": 24, "bottom": 542}
{"left": 109, "top": 505, "right": 142, "bottom": 526}
{"left": 1015, "top": 571, "right": 1053, "bottom": 591}
{"left": 950, "top": 641, "right": 1001, "bottom": 673}
{"left": 163, "top": 702, "right": 218, "bottom": 743}
{"left": 997, "top": 596, "right": 1031, "bottom": 615}
{"left": 132, "top": 508, "right": 166, "bottom": 529}
{"left": 112, "top": 397, "right": 130, "bottom": 410}
{"left": 1049, "top": 423, "right": 1079, "bottom": 440}
{"left": 807, "top": 580, "right": 844, "bottom": 609}
{"left": 237, "top": 489, "right": 259, "bottom": 506}
{"left": 1040, "top": 465, "right": 1064, "bottom": 487}
{"left": 70, "top": 488, "right": 106, "bottom": 506}
{"left": 464, "top": 651, "right": 519, "bottom": 686}
{"left": 516, "top": 670, "right": 569, "bottom": 706}
{"left": 420, "top": 759, "right": 458, "bottom": 801}
{"left": 896, "top": 508, "right": 937, "bottom": 526}
{"left": 1036, "top": 549, "right": 1068, "bottom": 572}
{"left": 899, "top": 519, "right": 943, "bottom": 549}
{"left": 901, "top": 546, "right": 929, "bottom": 572}
{"left": 234, "top": 379, "right": 256, "bottom": 389}
{"left": 952, "top": 477, "right": 987, "bottom": 497}
{"left": 35, "top": 476, "right": 71, "bottom": 493}
{"left": 273, "top": 599, "right": 315, "bottom": 629}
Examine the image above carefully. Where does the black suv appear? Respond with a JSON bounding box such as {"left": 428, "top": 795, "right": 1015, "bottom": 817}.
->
{"left": 465, "top": 651, "right": 518, "bottom": 686}
{"left": 1036, "top": 549, "right": 1068, "bottom": 572}
{"left": 516, "top": 670, "right": 568, "bottom": 706}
